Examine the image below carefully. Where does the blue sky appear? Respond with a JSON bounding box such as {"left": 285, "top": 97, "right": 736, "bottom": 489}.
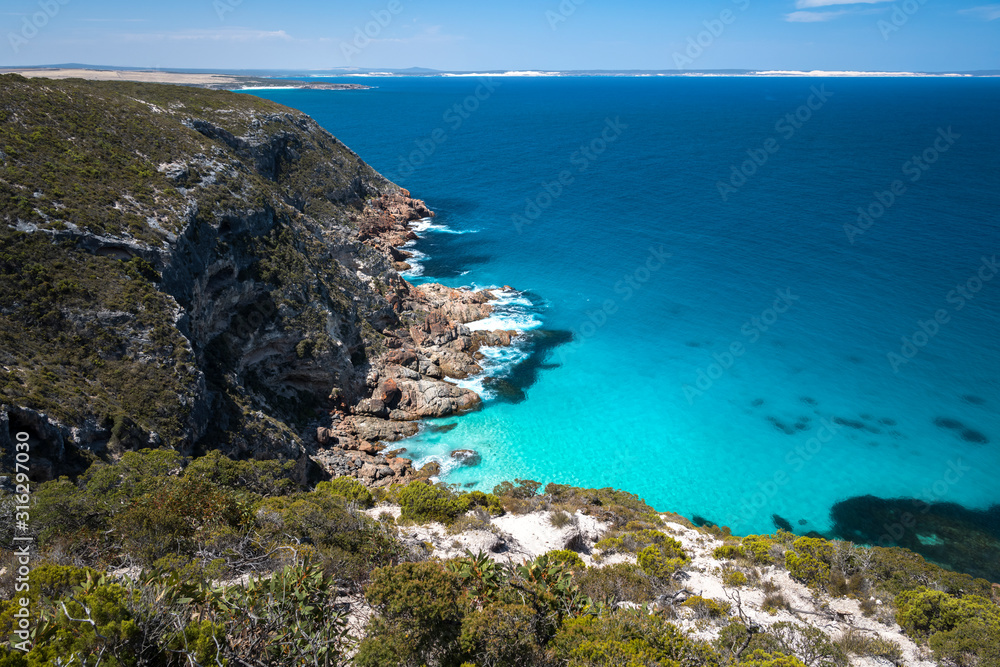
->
{"left": 3, "top": 0, "right": 998, "bottom": 71}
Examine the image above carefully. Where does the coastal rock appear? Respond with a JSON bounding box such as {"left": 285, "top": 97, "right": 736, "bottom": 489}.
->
{"left": 450, "top": 449, "right": 482, "bottom": 467}
{"left": 464, "top": 530, "right": 506, "bottom": 554}
{"left": 394, "top": 379, "right": 481, "bottom": 418}
{"left": 337, "top": 416, "right": 419, "bottom": 444}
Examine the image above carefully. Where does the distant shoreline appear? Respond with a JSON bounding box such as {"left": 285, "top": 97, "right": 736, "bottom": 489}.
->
{"left": 0, "top": 67, "right": 370, "bottom": 90}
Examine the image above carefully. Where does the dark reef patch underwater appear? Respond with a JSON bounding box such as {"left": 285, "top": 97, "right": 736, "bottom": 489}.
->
{"left": 482, "top": 329, "right": 573, "bottom": 403}
{"left": 830, "top": 495, "right": 1000, "bottom": 582}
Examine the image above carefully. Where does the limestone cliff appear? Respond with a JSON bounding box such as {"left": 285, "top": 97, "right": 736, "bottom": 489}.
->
{"left": 0, "top": 75, "right": 512, "bottom": 484}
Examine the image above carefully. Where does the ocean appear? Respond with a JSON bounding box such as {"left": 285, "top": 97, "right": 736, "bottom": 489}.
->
{"left": 245, "top": 76, "right": 1000, "bottom": 579}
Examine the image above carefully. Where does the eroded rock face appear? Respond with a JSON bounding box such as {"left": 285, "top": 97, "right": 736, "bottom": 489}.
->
{"left": 0, "top": 79, "right": 518, "bottom": 487}
{"left": 305, "top": 202, "right": 520, "bottom": 485}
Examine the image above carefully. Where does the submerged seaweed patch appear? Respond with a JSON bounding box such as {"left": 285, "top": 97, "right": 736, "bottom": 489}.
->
{"left": 485, "top": 329, "right": 573, "bottom": 404}
{"left": 766, "top": 416, "right": 797, "bottom": 435}
{"left": 833, "top": 416, "right": 866, "bottom": 430}
{"left": 960, "top": 429, "right": 989, "bottom": 444}
{"left": 830, "top": 494, "right": 1000, "bottom": 583}
{"left": 934, "top": 417, "right": 964, "bottom": 430}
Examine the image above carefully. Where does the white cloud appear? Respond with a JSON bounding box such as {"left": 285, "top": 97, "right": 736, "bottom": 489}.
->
{"left": 958, "top": 4, "right": 1000, "bottom": 20}
{"left": 785, "top": 10, "right": 851, "bottom": 21}
{"left": 794, "top": 0, "right": 889, "bottom": 7}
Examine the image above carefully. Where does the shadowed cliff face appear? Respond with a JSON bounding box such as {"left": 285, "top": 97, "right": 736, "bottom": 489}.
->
{"left": 0, "top": 75, "right": 435, "bottom": 479}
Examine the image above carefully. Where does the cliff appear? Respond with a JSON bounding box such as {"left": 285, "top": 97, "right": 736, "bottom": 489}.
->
{"left": 0, "top": 74, "right": 511, "bottom": 484}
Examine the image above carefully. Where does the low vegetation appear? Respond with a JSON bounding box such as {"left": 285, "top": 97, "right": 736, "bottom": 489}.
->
{"left": 1, "top": 458, "right": 996, "bottom": 665}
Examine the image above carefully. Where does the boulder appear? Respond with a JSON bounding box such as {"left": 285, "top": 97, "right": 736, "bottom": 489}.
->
{"left": 463, "top": 530, "right": 506, "bottom": 554}
{"left": 450, "top": 449, "right": 482, "bottom": 467}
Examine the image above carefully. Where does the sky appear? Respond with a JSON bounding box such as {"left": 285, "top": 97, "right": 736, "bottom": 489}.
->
{"left": 2, "top": 0, "right": 998, "bottom": 72}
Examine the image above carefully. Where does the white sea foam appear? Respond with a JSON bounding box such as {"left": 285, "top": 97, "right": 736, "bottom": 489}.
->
{"left": 455, "top": 343, "right": 531, "bottom": 399}
{"left": 453, "top": 288, "right": 544, "bottom": 399}
{"left": 464, "top": 297, "right": 543, "bottom": 331}
{"left": 410, "top": 217, "right": 477, "bottom": 234}
{"left": 233, "top": 86, "right": 299, "bottom": 90}
{"left": 412, "top": 453, "right": 461, "bottom": 482}
{"left": 400, "top": 246, "right": 427, "bottom": 278}
{"left": 749, "top": 70, "right": 972, "bottom": 77}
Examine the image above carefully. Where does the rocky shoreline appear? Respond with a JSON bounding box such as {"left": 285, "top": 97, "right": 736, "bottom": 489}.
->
{"left": 313, "top": 192, "right": 519, "bottom": 487}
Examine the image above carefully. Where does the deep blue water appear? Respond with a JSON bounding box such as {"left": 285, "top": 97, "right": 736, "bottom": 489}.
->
{"left": 245, "top": 77, "right": 1000, "bottom": 560}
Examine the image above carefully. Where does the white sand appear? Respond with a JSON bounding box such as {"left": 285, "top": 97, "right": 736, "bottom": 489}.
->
{"left": 364, "top": 504, "right": 936, "bottom": 665}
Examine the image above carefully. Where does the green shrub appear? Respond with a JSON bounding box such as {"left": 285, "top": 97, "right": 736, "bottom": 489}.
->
{"left": 723, "top": 568, "right": 749, "bottom": 587}
{"left": 463, "top": 489, "right": 505, "bottom": 516}
{"left": 755, "top": 622, "right": 848, "bottom": 667}
{"left": 577, "top": 563, "right": 661, "bottom": 604}
{"left": 784, "top": 537, "right": 835, "bottom": 588}
{"left": 398, "top": 481, "right": 470, "bottom": 524}
{"left": 742, "top": 535, "right": 779, "bottom": 565}
{"left": 83, "top": 448, "right": 185, "bottom": 502}
{"left": 785, "top": 551, "right": 830, "bottom": 588}
{"left": 596, "top": 529, "right": 687, "bottom": 557}
{"left": 14, "top": 575, "right": 148, "bottom": 666}
{"left": 551, "top": 611, "right": 721, "bottom": 666}
{"left": 739, "top": 650, "right": 808, "bottom": 667}
{"left": 550, "top": 510, "right": 573, "bottom": 528}
{"left": 113, "top": 476, "right": 243, "bottom": 563}
{"left": 492, "top": 478, "right": 542, "bottom": 499}
{"left": 316, "top": 476, "right": 374, "bottom": 508}
{"left": 638, "top": 544, "right": 688, "bottom": 578}
{"left": 834, "top": 628, "right": 904, "bottom": 665}
{"left": 714, "top": 544, "right": 746, "bottom": 560}
{"left": 458, "top": 602, "right": 545, "bottom": 666}
{"left": 895, "top": 587, "right": 1000, "bottom": 665}
{"left": 680, "top": 595, "right": 732, "bottom": 619}
{"left": 762, "top": 592, "right": 791, "bottom": 615}
{"left": 790, "top": 537, "right": 834, "bottom": 563}
{"left": 184, "top": 450, "right": 297, "bottom": 496}
{"left": 356, "top": 561, "right": 467, "bottom": 667}
{"left": 547, "top": 549, "right": 586, "bottom": 571}
{"left": 256, "top": 491, "right": 401, "bottom": 582}
{"left": 214, "top": 563, "right": 350, "bottom": 665}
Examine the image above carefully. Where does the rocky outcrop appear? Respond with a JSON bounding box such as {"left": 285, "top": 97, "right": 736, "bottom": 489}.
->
{"left": 307, "top": 195, "right": 520, "bottom": 486}
{"left": 0, "top": 77, "right": 516, "bottom": 485}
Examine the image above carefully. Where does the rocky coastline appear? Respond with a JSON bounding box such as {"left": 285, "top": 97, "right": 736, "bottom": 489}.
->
{"left": 0, "top": 76, "right": 516, "bottom": 488}
{"left": 313, "top": 191, "right": 519, "bottom": 487}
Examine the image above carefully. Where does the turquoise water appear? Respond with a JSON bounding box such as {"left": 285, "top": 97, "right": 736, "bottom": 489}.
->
{"left": 246, "top": 78, "right": 1000, "bottom": 559}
